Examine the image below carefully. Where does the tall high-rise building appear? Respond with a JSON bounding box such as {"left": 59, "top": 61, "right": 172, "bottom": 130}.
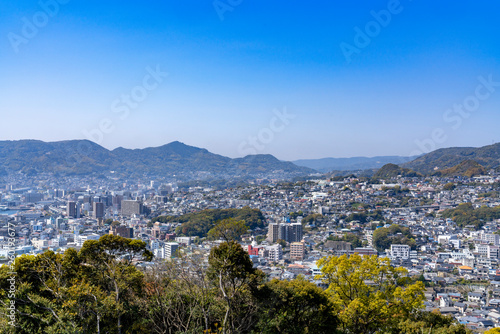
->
{"left": 67, "top": 201, "right": 77, "bottom": 218}
{"left": 113, "top": 195, "right": 123, "bottom": 210}
{"left": 55, "top": 217, "right": 65, "bottom": 230}
{"left": 267, "top": 222, "right": 303, "bottom": 243}
{"left": 278, "top": 224, "right": 288, "bottom": 242}
{"left": 93, "top": 202, "right": 104, "bottom": 219}
{"left": 267, "top": 223, "right": 281, "bottom": 243}
{"left": 121, "top": 200, "right": 143, "bottom": 216}
{"left": 289, "top": 223, "right": 303, "bottom": 243}
{"left": 24, "top": 192, "right": 43, "bottom": 203}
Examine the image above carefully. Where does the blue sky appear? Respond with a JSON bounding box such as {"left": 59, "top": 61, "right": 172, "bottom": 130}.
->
{"left": 0, "top": 0, "right": 499, "bottom": 160}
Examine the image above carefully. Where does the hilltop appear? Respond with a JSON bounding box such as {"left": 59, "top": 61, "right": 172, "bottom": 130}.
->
{"left": 403, "top": 143, "right": 500, "bottom": 174}
{"left": 372, "top": 163, "right": 422, "bottom": 179}
{"left": 0, "top": 140, "right": 314, "bottom": 180}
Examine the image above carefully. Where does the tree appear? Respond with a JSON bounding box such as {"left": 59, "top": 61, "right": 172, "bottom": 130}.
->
{"left": 317, "top": 254, "right": 425, "bottom": 334}
{"left": 441, "top": 203, "right": 500, "bottom": 230}
{"left": 302, "top": 214, "right": 324, "bottom": 225}
{"left": 328, "top": 233, "right": 362, "bottom": 248}
{"left": 485, "top": 329, "right": 500, "bottom": 334}
{"left": 207, "top": 241, "right": 263, "bottom": 334}
{"left": 289, "top": 211, "right": 304, "bottom": 219}
{"left": 443, "top": 183, "right": 456, "bottom": 191}
{"left": 140, "top": 255, "right": 218, "bottom": 333}
{"left": 397, "top": 310, "right": 472, "bottom": 334}
{"left": 207, "top": 218, "right": 248, "bottom": 242}
{"left": 372, "top": 224, "right": 416, "bottom": 251}
{"left": 78, "top": 235, "right": 153, "bottom": 334}
{"left": 0, "top": 249, "right": 113, "bottom": 334}
{"left": 255, "top": 277, "right": 339, "bottom": 333}
{"left": 155, "top": 207, "right": 265, "bottom": 238}
{"left": 276, "top": 239, "right": 287, "bottom": 248}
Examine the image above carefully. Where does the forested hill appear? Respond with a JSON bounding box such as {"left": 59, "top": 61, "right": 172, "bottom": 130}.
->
{"left": 0, "top": 140, "right": 314, "bottom": 179}
{"left": 151, "top": 207, "right": 266, "bottom": 237}
{"left": 403, "top": 143, "right": 500, "bottom": 174}
{"left": 372, "top": 163, "right": 422, "bottom": 179}
{"left": 432, "top": 160, "right": 488, "bottom": 177}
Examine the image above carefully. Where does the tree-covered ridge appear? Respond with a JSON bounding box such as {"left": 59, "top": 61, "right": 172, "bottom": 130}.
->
{"left": 432, "top": 160, "right": 488, "bottom": 177}
{"left": 372, "top": 224, "right": 416, "bottom": 251}
{"left": 151, "top": 207, "right": 266, "bottom": 237}
{"left": 372, "top": 163, "right": 422, "bottom": 179}
{"left": 404, "top": 142, "right": 500, "bottom": 174}
{"left": 344, "top": 210, "right": 385, "bottom": 224}
{"left": 327, "top": 233, "right": 363, "bottom": 248}
{"left": 0, "top": 236, "right": 471, "bottom": 334}
{"left": 0, "top": 140, "right": 313, "bottom": 177}
{"left": 441, "top": 203, "right": 500, "bottom": 230}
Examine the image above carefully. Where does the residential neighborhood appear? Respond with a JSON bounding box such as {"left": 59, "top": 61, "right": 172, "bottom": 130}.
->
{"left": 2, "top": 169, "right": 500, "bottom": 331}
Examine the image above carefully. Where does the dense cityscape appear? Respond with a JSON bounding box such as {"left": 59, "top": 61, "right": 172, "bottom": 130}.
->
{"left": 2, "top": 159, "right": 500, "bottom": 332}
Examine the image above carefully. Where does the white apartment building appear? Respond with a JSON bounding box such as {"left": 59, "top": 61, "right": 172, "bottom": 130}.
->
{"left": 165, "top": 242, "right": 179, "bottom": 258}
{"left": 267, "top": 244, "right": 283, "bottom": 262}
{"left": 390, "top": 244, "right": 411, "bottom": 259}
{"left": 481, "top": 233, "right": 500, "bottom": 246}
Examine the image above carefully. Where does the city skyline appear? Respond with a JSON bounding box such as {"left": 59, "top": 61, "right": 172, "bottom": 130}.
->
{"left": 1, "top": 1, "right": 499, "bottom": 160}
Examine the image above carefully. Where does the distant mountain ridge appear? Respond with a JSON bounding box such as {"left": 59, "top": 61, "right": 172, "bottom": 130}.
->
{"left": 3, "top": 140, "right": 500, "bottom": 180}
{"left": 0, "top": 140, "right": 314, "bottom": 179}
{"left": 293, "top": 155, "right": 417, "bottom": 172}
{"left": 403, "top": 143, "right": 500, "bottom": 174}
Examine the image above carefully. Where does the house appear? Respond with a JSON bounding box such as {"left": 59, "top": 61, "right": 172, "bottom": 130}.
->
{"left": 440, "top": 296, "right": 451, "bottom": 307}
{"left": 468, "top": 292, "right": 484, "bottom": 303}
{"left": 439, "top": 307, "right": 457, "bottom": 315}
{"left": 478, "top": 320, "right": 495, "bottom": 329}
{"left": 459, "top": 266, "right": 474, "bottom": 275}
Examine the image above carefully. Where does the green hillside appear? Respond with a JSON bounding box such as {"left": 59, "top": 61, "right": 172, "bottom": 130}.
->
{"left": 373, "top": 163, "right": 422, "bottom": 179}
{"left": 151, "top": 207, "right": 266, "bottom": 237}
{"left": 0, "top": 140, "right": 314, "bottom": 179}
{"left": 404, "top": 143, "right": 500, "bottom": 174}
{"left": 432, "top": 160, "right": 487, "bottom": 177}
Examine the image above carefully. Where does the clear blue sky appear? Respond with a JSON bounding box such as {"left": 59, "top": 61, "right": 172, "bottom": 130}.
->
{"left": 1, "top": 0, "right": 499, "bottom": 160}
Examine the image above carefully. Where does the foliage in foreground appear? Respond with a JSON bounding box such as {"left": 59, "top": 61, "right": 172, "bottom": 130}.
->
{"left": 0, "top": 236, "right": 472, "bottom": 334}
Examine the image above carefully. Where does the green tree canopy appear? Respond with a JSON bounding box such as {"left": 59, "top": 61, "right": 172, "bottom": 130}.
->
{"left": 317, "top": 254, "right": 425, "bottom": 334}
{"left": 207, "top": 218, "right": 248, "bottom": 242}
{"left": 441, "top": 203, "right": 500, "bottom": 230}
{"left": 0, "top": 235, "right": 153, "bottom": 334}
{"left": 207, "top": 241, "right": 264, "bottom": 334}
{"left": 397, "top": 310, "right": 472, "bottom": 334}
{"left": 255, "top": 277, "right": 339, "bottom": 334}
{"left": 152, "top": 207, "right": 265, "bottom": 237}
{"left": 372, "top": 224, "right": 416, "bottom": 251}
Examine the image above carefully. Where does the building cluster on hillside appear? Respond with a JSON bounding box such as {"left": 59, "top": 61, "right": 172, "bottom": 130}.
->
{"left": 1, "top": 170, "right": 500, "bottom": 331}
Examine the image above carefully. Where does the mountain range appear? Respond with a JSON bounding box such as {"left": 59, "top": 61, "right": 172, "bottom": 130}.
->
{"left": 1, "top": 140, "right": 500, "bottom": 180}
{"left": 402, "top": 143, "right": 500, "bottom": 174}
{"left": 0, "top": 140, "right": 314, "bottom": 179}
